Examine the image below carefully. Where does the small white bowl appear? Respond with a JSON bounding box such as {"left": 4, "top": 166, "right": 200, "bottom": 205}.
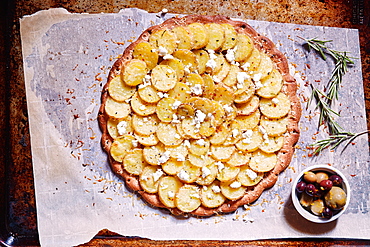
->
{"left": 291, "top": 165, "right": 350, "bottom": 223}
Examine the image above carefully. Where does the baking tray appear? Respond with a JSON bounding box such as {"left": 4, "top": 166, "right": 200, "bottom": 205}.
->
{"left": 1, "top": 0, "right": 370, "bottom": 246}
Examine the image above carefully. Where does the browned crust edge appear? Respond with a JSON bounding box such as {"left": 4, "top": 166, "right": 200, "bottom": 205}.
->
{"left": 98, "top": 15, "right": 301, "bottom": 217}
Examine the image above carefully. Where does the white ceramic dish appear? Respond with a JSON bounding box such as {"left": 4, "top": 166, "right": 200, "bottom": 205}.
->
{"left": 291, "top": 165, "right": 350, "bottom": 223}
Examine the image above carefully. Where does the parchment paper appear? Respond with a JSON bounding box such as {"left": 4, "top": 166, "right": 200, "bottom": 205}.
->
{"left": 20, "top": 8, "right": 370, "bottom": 247}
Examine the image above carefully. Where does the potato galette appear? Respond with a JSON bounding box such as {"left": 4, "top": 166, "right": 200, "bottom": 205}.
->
{"left": 98, "top": 15, "right": 301, "bottom": 216}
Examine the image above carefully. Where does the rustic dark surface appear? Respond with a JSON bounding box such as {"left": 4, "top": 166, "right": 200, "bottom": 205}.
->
{"left": 0, "top": 0, "right": 369, "bottom": 246}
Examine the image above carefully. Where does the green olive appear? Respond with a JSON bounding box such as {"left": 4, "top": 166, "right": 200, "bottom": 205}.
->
{"left": 303, "top": 171, "right": 317, "bottom": 183}
{"left": 310, "top": 199, "right": 325, "bottom": 216}
{"left": 315, "top": 172, "right": 329, "bottom": 183}
{"left": 324, "top": 186, "right": 347, "bottom": 210}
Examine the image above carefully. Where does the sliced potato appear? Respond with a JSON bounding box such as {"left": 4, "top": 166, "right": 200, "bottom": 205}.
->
{"left": 223, "top": 64, "right": 240, "bottom": 87}
{"left": 138, "top": 84, "right": 161, "bottom": 103}
{"left": 243, "top": 47, "right": 261, "bottom": 71}
{"left": 221, "top": 23, "right": 237, "bottom": 51}
{"left": 177, "top": 160, "right": 201, "bottom": 183}
{"left": 105, "top": 96, "right": 131, "bottom": 119}
{"left": 259, "top": 135, "right": 284, "bottom": 153}
{"left": 205, "top": 23, "right": 225, "bottom": 51}
{"left": 226, "top": 151, "right": 251, "bottom": 167}
{"left": 161, "top": 158, "right": 185, "bottom": 175}
{"left": 139, "top": 165, "right": 163, "bottom": 193}
{"left": 175, "top": 184, "right": 201, "bottom": 212}
{"left": 149, "top": 29, "right": 177, "bottom": 55}
{"left": 256, "top": 69, "right": 283, "bottom": 98}
{"left": 181, "top": 117, "right": 202, "bottom": 139}
{"left": 234, "top": 33, "right": 254, "bottom": 62}
{"left": 107, "top": 116, "right": 133, "bottom": 139}
{"left": 234, "top": 78, "right": 256, "bottom": 104}
{"left": 235, "top": 109, "right": 261, "bottom": 130}
{"left": 186, "top": 23, "right": 209, "bottom": 50}
{"left": 130, "top": 92, "right": 156, "bottom": 116}
{"left": 212, "top": 84, "right": 234, "bottom": 106}
{"left": 151, "top": 65, "right": 178, "bottom": 92}
{"left": 160, "top": 58, "right": 185, "bottom": 82}
{"left": 121, "top": 59, "right": 147, "bottom": 86}
{"left": 236, "top": 95, "right": 259, "bottom": 116}
{"left": 188, "top": 153, "right": 214, "bottom": 168}
{"left": 110, "top": 134, "right": 136, "bottom": 162}
{"left": 165, "top": 142, "right": 189, "bottom": 160}
{"left": 259, "top": 93, "right": 291, "bottom": 119}
{"left": 143, "top": 143, "right": 165, "bottom": 165}
{"left": 132, "top": 42, "right": 159, "bottom": 70}
{"left": 171, "top": 26, "right": 193, "bottom": 50}
{"left": 189, "top": 138, "right": 210, "bottom": 156}
{"left": 213, "top": 60, "right": 231, "bottom": 83}
{"left": 173, "top": 49, "right": 198, "bottom": 73}
{"left": 254, "top": 52, "right": 273, "bottom": 79}
{"left": 193, "top": 49, "right": 209, "bottom": 74}
{"left": 123, "top": 149, "right": 148, "bottom": 175}
{"left": 201, "top": 180, "right": 226, "bottom": 208}
{"left": 235, "top": 128, "right": 263, "bottom": 152}
{"left": 156, "top": 122, "right": 183, "bottom": 146}
{"left": 158, "top": 176, "right": 184, "bottom": 208}
{"left": 220, "top": 180, "right": 246, "bottom": 201}
{"left": 156, "top": 97, "right": 177, "bottom": 123}
{"left": 210, "top": 144, "right": 235, "bottom": 161}
{"left": 249, "top": 150, "right": 277, "bottom": 172}
{"left": 132, "top": 114, "right": 159, "bottom": 136}
{"left": 209, "top": 121, "right": 230, "bottom": 145}
{"left": 108, "top": 75, "right": 136, "bottom": 102}
{"left": 260, "top": 116, "right": 288, "bottom": 136}
{"left": 216, "top": 163, "right": 240, "bottom": 182}
{"left": 167, "top": 81, "right": 191, "bottom": 102}
{"left": 199, "top": 117, "right": 217, "bottom": 137}
{"left": 237, "top": 165, "right": 264, "bottom": 186}
{"left": 135, "top": 132, "right": 159, "bottom": 146}
{"left": 196, "top": 162, "right": 218, "bottom": 186}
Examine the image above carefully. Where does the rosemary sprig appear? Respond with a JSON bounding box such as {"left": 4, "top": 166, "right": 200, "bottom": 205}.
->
{"left": 300, "top": 37, "right": 355, "bottom": 101}
{"left": 311, "top": 131, "right": 369, "bottom": 155}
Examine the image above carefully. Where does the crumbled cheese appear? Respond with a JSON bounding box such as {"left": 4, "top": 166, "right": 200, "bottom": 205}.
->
{"left": 183, "top": 140, "right": 191, "bottom": 148}
{"left": 191, "top": 193, "right": 200, "bottom": 199}
{"left": 195, "top": 110, "right": 206, "bottom": 123}
{"left": 196, "top": 138, "right": 206, "bottom": 146}
{"left": 201, "top": 166, "right": 211, "bottom": 178}
{"left": 212, "top": 185, "right": 221, "bottom": 193}
{"left": 117, "top": 121, "right": 127, "bottom": 136}
{"left": 223, "top": 104, "right": 234, "bottom": 114}
{"left": 157, "top": 92, "right": 169, "bottom": 98}
{"left": 171, "top": 114, "right": 181, "bottom": 124}
{"left": 139, "top": 105, "right": 146, "bottom": 111}
{"left": 225, "top": 48, "right": 235, "bottom": 63}
{"left": 163, "top": 54, "right": 174, "bottom": 60}
{"left": 174, "top": 133, "right": 181, "bottom": 139}
{"left": 206, "top": 59, "right": 217, "bottom": 70}
{"left": 232, "top": 129, "right": 239, "bottom": 138}
{"left": 184, "top": 64, "right": 192, "bottom": 74}
{"left": 138, "top": 121, "right": 144, "bottom": 126}
{"left": 158, "top": 151, "right": 171, "bottom": 164}
{"left": 259, "top": 126, "right": 267, "bottom": 135}
{"left": 158, "top": 46, "right": 168, "bottom": 56}
{"left": 178, "top": 169, "right": 190, "bottom": 181}
{"left": 172, "top": 100, "right": 182, "bottom": 110}
{"left": 216, "top": 161, "right": 225, "bottom": 171}
{"left": 152, "top": 169, "right": 164, "bottom": 182}
{"left": 253, "top": 73, "right": 263, "bottom": 82}
{"left": 230, "top": 181, "right": 242, "bottom": 188}
{"left": 212, "top": 76, "right": 221, "bottom": 83}
{"left": 241, "top": 62, "right": 250, "bottom": 71}
{"left": 242, "top": 129, "right": 253, "bottom": 138}
{"left": 245, "top": 169, "right": 258, "bottom": 180}
{"left": 237, "top": 72, "right": 250, "bottom": 85}
{"left": 272, "top": 98, "right": 279, "bottom": 104}
{"left": 191, "top": 84, "right": 203, "bottom": 95}
{"left": 132, "top": 139, "right": 139, "bottom": 147}
{"left": 167, "top": 191, "right": 175, "bottom": 198}
{"left": 176, "top": 153, "right": 186, "bottom": 162}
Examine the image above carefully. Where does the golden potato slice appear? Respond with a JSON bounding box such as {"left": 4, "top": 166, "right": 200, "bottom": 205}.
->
{"left": 161, "top": 158, "right": 185, "bottom": 175}
{"left": 213, "top": 60, "right": 231, "bottom": 83}
{"left": 173, "top": 49, "right": 198, "bottom": 73}
{"left": 260, "top": 116, "right": 288, "bottom": 136}
{"left": 156, "top": 122, "right": 183, "bottom": 146}
{"left": 143, "top": 143, "right": 165, "bottom": 165}
{"left": 234, "top": 78, "right": 256, "bottom": 104}
{"left": 223, "top": 64, "right": 240, "bottom": 87}
{"left": 177, "top": 160, "right": 201, "bottom": 183}
{"left": 235, "top": 109, "right": 261, "bottom": 130}
{"left": 167, "top": 82, "right": 191, "bottom": 102}
{"left": 149, "top": 29, "right": 177, "bottom": 55}
{"left": 254, "top": 52, "right": 273, "bottom": 80}
{"left": 221, "top": 23, "right": 237, "bottom": 51}
{"left": 206, "top": 52, "right": 225, "bottom": 75}
{"left": 185, "top": 73, "right": 204, "bottom": 95}
{"left": 237, "top": 165, "right": 264, "bottom": 186}
{"left": 123, "top": 148, "right": 148, "bottom": 175}
{"left": 259, "top": 93, "right": 291, "bottom": 119}
{"left": 249, "top": 150, "right": 277, "bottom": 172}
{"left": 190, "top": 97, "right": 214, "bottom": 115}
{"left": 212, "top": 84, "right": 234, "bottom": 106}
{"left": 201, "top": 74, "right": 215, "bottom": 99}
{"left": 236, "top": 95, "right": 259, "bottom": 116}
{"left": 210, "top": 144, "right": 236, "bottom": 161}
{"left": 235, "top": 128, "right": 263, "bottom": 152}
{"left": 201, "top": 180, "right": 226, "bottom": 208}
{"left": 138, "top": 84, "right": 161, "bottom": 103}
{"left": 242, "top": 47, "right": 261, "bottom": 72}
{"left": 107, "top": 116, "right": 133, "bottom": 139}
{"left": 110, "top": 134, "right": 136, "bottom": 162}
{"left": 216, "top": 163, "right": 240, "bottom": 182}
{"left": 196, "top": 162, "right": 218, "bottom": 186}
{"left": 131, "top": 94, "right": 155, "bottom": 117}
{"left": 199, "top": 117, "right": 217, "bottom": 137}
{"left": 234, "top": 33, "right": 254, "bottom": 62}
{"left": 212, "top": 101, "right": 226, "bottom": 126}
{"left": 259, "top": 135, "right": 284, "bottom": 153}
{"left": 139, "top": 165, "right": 164, "bottom": 193}
{"left": 134, "top": 133, "right": 159, "bottom": 146}
{"left": 220, "top": 180, "right": 246, "bottom": 201}
{"left": 205, "top": 23, "right": 225, "bottom": 51}
{"left": 165, "top": 142, "right": 189, "bottom": 160}
{"left": 171, "top": 26, "right": 193, "bottom": 50}
{"left": 151, "top": 65, "right": 178, "bottom": 92}
{"left": 188, "top": 153, "right": 214, "bottom": 168}
{"left": 158, "top": 176, "right": 184, "bottom": 208}
{"left": 132, "top": 114, "right": 159, "bottom": 136}
{"left": 189, "top": 138, "right": 210, "bottom": 156}
{"left": 226, "top": 151, "right": 251, "bottom": 167}
{"left": 256, "top": 69, "right": 283, "bottom": 98}
{"left": 121, "top": 59, "right": 147, "bottom": 87}
{"left": 209, "top": 122, "right": 230, "bottom": 145}
{"left": 181, "top": 117, "right": 202, "bottom": 139}
{"left": 156, "top": 97, "right": 177, "bottom": 123}
{"left": 105, "top": 96, "right": 131, "bottom": 119}
{"left": 132, "top": 42, "right": 159, "bottom": 70}
{"left": 160, "top": 58, "right": 185, "bottom": 81}
{"left": 186, "top": 23, "right": 209, "bottom": 50}
{"left": 108, "top": 75, "right": 136, "bottom": 102}
{"left": 193, "top": 49, "right": 209, "bottom": 74}
{"left": 175, "top": 184, "right": 201, "bottom": 213}
{"left": 223, "top": 120, "right": 241, "bottom": 145}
